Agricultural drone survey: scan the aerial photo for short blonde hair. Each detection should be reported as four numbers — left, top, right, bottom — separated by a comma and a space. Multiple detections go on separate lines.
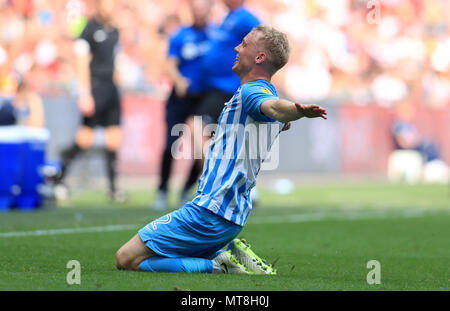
254, 25, 291, 75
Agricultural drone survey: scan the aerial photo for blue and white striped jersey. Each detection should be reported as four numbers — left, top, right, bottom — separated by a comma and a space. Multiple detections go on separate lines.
192, 79, 284, 226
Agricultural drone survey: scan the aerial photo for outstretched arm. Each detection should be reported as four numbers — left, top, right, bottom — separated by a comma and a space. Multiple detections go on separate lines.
260, 99, 327, 123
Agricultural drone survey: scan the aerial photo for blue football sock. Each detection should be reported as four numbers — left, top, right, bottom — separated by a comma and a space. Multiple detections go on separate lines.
139, 256, 213, 273
208, 249, 225, 259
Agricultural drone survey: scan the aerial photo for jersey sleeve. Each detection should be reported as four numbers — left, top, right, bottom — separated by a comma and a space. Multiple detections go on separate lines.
167, 29, 182, 60
78, 20, 95, 47
241, 83, 278, 122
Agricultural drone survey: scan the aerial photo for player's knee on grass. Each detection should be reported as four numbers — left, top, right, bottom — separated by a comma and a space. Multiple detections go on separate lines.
115, 248, 138, 271
115, 234, 155, 271
115, 248, 151, 271
115, 249, 127, 270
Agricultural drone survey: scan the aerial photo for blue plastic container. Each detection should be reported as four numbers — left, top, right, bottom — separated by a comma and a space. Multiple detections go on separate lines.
0, 126, 24, 211
15, 127, 50, 211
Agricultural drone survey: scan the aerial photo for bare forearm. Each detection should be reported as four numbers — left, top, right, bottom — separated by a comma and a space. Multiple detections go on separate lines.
73, 40, 95, 116
166, 58, 185, 86
260, 99, 327, 123
26, 93, 44, 128
166, 57, 189, 96
261, 99, 303, 123
75, 53, 91, 94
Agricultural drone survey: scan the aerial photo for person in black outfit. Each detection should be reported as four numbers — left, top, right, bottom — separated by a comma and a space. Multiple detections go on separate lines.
55, 0, 125, 202
153, 0, 213, 210
0, 98, 16, 126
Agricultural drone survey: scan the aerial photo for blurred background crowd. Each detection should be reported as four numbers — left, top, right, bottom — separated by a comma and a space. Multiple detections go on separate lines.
0, 0, 449, 189
1, 0, 449, 107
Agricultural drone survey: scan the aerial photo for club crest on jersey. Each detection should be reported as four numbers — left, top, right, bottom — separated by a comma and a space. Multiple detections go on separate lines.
259, 87, 272, 95
93, 29, 107, 42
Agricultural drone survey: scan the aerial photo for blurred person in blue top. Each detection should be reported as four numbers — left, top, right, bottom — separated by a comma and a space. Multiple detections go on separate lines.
392, 104, 440, 163
197, 0, 261, 127
0, 79, 44, 128
0, 98, 16, 126
12, 79, 45, 129
153, 0, 215, 211
115, 25, 327, 275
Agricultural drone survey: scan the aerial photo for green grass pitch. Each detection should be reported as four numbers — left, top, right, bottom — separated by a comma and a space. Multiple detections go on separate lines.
0, 182, 449, 291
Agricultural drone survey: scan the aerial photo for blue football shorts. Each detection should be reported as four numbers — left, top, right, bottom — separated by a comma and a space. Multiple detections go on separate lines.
138, 202, 242, 258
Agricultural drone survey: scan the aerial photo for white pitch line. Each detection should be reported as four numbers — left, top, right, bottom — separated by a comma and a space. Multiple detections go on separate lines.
247, 208, 430, 224
0, 209, 439, 238
0, 224, 138, 238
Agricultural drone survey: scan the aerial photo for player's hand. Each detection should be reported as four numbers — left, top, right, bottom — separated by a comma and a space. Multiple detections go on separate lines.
282, 122, 291, 131
295, 103, 327, 119
79, 93, 95, 117
175, 77, 190, 98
